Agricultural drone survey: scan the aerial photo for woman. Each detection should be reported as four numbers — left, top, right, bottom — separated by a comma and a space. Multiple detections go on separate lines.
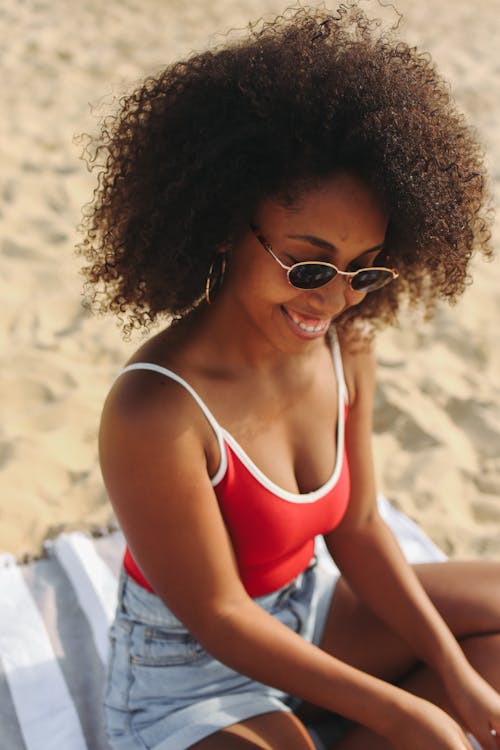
79, 5, 500, 749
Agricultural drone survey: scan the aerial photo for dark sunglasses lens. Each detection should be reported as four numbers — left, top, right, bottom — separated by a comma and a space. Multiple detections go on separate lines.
289, 264, 336, 289
351, 269, 393, 292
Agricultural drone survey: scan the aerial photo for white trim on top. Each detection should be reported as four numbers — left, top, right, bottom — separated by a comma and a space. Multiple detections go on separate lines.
219, 363, 345, 504
217, 332, 347, 503
114, 332, 348, 503
114, 363, 228, 484
331, 330, 349, 405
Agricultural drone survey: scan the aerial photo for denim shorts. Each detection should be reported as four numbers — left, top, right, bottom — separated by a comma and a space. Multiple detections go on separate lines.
104, 554, 347, 750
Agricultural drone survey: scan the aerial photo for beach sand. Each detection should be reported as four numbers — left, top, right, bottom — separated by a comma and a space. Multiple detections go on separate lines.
1, 0, 499, 560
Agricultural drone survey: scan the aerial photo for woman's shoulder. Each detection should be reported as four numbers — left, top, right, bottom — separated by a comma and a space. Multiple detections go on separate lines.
101, 326, 218, 462
336, 329, 376, 406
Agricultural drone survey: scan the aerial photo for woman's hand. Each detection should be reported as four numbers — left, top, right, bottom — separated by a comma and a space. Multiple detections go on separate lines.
443, 662, 500, 750
386, 696, 474, 750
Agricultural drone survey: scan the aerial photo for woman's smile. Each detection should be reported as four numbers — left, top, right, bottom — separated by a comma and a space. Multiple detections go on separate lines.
281, 305, 332, 339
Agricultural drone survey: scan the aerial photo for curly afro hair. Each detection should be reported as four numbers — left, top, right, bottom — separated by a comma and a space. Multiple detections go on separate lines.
77, 3, 493, 336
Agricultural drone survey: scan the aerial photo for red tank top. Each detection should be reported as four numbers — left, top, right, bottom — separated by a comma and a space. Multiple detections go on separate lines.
119, 336, 350, 597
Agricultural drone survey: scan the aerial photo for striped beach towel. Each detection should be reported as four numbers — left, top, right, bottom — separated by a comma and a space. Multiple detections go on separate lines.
0, 496, 446, 750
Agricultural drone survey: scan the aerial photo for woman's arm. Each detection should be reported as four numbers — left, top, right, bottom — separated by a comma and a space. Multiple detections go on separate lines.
99, 370, 471, 749
325, 340, 500, 746
325, 341, 464, 669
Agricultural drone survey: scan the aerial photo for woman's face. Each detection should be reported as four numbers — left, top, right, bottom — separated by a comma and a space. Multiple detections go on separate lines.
222, 171, 389, 355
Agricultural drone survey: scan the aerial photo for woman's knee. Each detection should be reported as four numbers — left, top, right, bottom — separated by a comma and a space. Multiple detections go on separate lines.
414, 560, 500, 636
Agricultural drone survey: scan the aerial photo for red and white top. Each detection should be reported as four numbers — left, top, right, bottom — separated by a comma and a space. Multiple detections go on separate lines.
116, 334, 350, 597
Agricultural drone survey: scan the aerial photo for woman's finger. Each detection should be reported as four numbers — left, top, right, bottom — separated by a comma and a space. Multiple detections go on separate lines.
479, 724, 500, 750
490, 724, 500, 748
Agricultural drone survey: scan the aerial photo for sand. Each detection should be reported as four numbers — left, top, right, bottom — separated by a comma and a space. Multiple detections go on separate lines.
1, 0, 499, 560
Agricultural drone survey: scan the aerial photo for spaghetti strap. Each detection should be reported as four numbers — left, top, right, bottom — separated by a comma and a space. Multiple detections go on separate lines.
113, 363, 228, 485
113, 335, 346, 486
330, 330, 349, 405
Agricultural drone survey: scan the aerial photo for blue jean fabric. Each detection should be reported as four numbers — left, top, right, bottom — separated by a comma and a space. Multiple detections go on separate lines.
104, 556, 344, 750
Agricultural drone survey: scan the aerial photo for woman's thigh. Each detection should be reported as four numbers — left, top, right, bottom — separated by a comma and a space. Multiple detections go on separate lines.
320, 559, 500, 683
188, 711, 315, 750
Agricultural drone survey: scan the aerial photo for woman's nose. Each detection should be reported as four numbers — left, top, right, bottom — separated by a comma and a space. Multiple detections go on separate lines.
308, 275, 363, 313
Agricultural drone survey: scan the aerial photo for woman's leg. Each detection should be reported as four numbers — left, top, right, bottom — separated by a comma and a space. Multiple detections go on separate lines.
333, 633, 500, 750
302, 560, 500, 748
188, 711, 315, 749
320, 561, 500, 682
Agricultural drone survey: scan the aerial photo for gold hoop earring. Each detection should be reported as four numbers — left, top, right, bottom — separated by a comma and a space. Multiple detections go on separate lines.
205, 254, 227, 305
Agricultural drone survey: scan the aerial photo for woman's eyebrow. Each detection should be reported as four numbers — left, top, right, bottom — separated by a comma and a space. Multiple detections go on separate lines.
287, 233, 385, 255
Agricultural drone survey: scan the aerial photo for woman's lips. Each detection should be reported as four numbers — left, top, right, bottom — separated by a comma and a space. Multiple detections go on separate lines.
281, 306, 330, 339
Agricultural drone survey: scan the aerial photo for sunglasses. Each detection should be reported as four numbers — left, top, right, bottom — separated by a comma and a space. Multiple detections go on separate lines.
251, 226, 398, 293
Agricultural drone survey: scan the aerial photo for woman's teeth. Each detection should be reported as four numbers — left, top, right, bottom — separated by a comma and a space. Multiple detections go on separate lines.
286, 309, 329, 333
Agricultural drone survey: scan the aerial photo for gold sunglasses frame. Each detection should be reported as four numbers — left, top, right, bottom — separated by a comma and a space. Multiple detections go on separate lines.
251, 225, 399, 293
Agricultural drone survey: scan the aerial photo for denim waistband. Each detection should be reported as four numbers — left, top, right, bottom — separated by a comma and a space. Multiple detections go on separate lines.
117, 556, 318, 629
